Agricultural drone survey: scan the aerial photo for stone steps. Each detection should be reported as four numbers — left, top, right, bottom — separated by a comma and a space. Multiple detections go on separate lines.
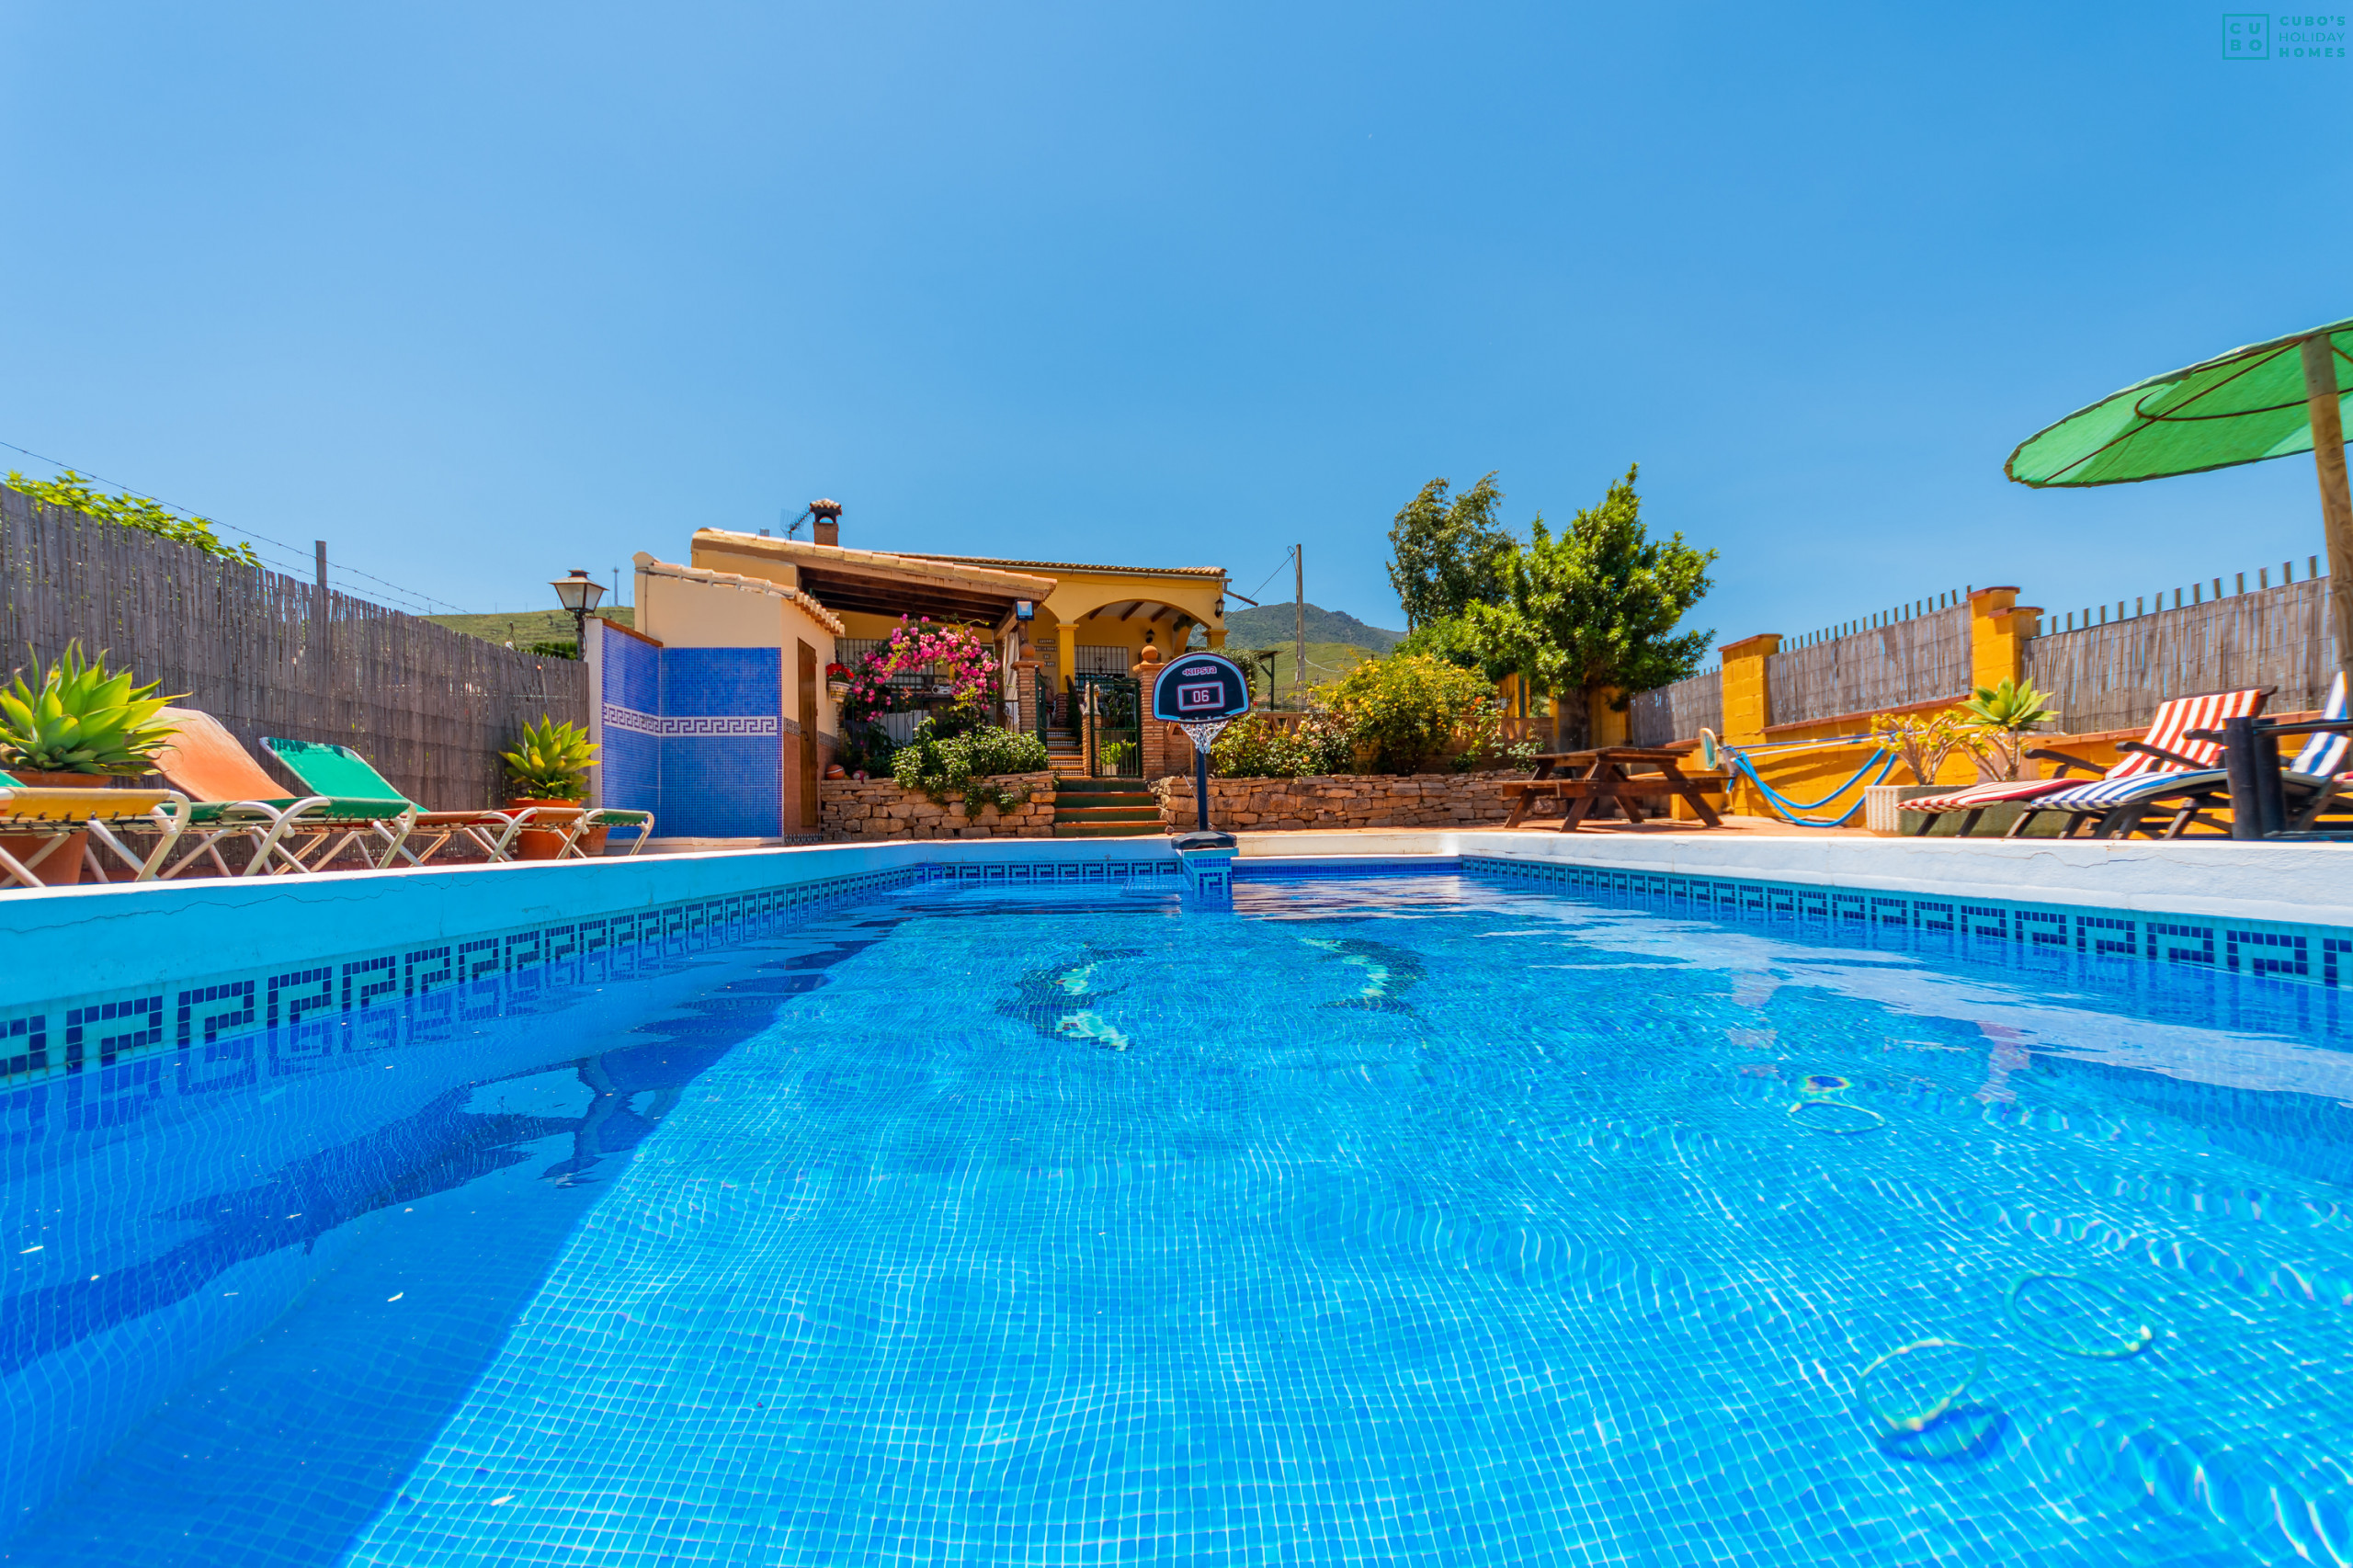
1051, 822, 1166, 838
1051, 777, 1162, 837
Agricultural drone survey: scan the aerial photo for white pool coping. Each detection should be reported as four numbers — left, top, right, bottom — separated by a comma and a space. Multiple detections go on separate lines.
1230, 829, 2353, 931
5, 829, 2347, 1010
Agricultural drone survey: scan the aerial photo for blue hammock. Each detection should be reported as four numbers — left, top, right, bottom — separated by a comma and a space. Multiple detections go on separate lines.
1729, 747, 1898, 829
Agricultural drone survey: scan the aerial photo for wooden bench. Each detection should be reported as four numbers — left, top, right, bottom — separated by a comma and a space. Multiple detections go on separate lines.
1502, 748, 1726, 831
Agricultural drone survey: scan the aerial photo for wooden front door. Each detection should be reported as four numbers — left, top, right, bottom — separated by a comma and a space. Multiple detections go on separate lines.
797, 640, 819, 829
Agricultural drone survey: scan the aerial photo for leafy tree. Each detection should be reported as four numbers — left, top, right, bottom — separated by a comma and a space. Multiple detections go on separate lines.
1394, 613, 1511, 681
6, 470, 259, 566
1385, 472, 1515, 630
1462, 464, 1716, 748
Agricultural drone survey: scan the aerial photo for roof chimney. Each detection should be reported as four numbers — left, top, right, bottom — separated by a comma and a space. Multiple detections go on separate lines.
810, 498, 842, 548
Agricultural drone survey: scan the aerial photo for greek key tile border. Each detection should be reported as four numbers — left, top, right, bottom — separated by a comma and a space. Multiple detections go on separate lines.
915, 858, 1185, 888
0, 855, 1189, 1109
598, 704, 779, 738
600, 702, 661, 737
1460, 854, 2353, 994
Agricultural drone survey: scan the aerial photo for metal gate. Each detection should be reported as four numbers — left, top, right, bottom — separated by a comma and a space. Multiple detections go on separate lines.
1075, 674, 1141, 778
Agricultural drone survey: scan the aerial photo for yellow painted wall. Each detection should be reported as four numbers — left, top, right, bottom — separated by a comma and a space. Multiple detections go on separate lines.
1710, 592, 2050, 825
1030, 567, 1223, 640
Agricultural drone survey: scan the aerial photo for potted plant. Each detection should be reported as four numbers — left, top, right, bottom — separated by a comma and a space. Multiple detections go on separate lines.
501, 716, 598, 860
0, 643, 180, 885
824, 661, 853, 700
1960, 678, 2058, 783
1862, 706, 1976, 835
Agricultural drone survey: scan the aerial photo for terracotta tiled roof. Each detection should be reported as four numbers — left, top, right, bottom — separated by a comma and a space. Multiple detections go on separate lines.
896, 551, 1225, 580
634, 553, 847, 634
691, 530, 1059, 596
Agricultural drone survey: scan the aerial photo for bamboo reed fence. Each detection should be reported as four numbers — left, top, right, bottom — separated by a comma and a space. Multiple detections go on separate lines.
2023, 574, 2336, 733
1628, 667, 1722, 747
1766, 604, 1972, 730
0, 490, 585, 808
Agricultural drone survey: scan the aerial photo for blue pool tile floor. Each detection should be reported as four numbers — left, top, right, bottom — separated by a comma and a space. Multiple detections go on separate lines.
5, 874, 2352, 1566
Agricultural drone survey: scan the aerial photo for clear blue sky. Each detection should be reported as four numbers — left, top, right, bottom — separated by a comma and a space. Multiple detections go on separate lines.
2, 2, 2347, 648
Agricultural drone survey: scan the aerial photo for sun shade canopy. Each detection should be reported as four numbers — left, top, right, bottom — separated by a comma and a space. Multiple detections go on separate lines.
2006, 318, 2353, 487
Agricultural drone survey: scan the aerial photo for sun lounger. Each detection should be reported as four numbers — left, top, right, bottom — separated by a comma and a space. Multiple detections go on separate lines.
0, 768, 194, 887
2015, 674, 2352, 839
261, 737, 653, 861
259, 737, 540, 867
142, 708, 418, 876
1901, 687, 2271, 837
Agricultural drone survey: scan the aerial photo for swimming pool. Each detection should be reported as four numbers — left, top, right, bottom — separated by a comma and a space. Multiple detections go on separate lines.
6, 868, 2351, 1565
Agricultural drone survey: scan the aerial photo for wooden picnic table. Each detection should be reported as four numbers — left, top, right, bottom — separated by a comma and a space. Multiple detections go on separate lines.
1500, 746, 1725, 832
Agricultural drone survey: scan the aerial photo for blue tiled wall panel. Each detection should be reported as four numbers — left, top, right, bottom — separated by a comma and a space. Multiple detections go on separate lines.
658, 735, 782, 838
661, 648, 781, 717
602, 731, 659, 824
602, 628, 659, 714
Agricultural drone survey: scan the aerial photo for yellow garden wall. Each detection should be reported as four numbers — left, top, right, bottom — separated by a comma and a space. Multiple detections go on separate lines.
1712, 591, 2050, 825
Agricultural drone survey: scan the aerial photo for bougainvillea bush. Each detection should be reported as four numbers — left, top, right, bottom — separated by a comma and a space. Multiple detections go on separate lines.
835, 619, 999, 725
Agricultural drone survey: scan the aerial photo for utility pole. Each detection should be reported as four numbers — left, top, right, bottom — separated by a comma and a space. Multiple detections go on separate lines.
1293, 544, 1305, 705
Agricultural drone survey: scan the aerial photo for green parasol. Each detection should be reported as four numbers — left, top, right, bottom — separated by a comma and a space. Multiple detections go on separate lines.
2006, 318, 2353, 683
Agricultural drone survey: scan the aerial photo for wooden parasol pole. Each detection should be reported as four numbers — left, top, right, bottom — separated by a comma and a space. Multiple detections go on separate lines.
2300, 333, 2353, 687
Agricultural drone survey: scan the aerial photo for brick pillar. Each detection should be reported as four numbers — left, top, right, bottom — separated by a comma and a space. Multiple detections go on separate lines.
1131, 640, 1174, 780
1717, 632, 1781, 817
1010, 649, 1041, 737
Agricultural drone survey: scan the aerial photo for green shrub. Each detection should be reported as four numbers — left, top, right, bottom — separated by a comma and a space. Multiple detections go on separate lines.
1322, 653, 1495, 774
1097, 740, 1137, 771
1209, 711, 1352, 778
1447, 698, 1541, 774
892, 720, 1050, 815
6, 471, 260, 566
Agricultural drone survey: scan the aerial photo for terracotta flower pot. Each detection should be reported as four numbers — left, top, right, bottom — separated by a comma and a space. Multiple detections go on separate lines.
506, 799, 580, 861
0, 771, 107, 885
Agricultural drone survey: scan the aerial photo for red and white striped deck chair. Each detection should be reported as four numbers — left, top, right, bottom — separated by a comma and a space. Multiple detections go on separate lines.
1902, 687, 2272, 837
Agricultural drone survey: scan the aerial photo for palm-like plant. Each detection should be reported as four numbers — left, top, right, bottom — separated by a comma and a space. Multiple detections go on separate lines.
1960, 677, 2058, 783
0, 642, 181, 776
502, 715, 597, 801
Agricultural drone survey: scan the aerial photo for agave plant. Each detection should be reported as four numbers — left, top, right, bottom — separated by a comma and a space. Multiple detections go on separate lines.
0, 642, 181, 776
503, 715, 597, 801
1960, 677, 2058, 783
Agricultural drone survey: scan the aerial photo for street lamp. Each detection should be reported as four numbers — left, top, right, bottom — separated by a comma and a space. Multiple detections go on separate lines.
551, 568, 607, 648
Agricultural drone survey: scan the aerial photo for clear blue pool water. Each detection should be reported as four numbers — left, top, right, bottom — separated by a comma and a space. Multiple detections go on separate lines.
6, 871, 2353, 1567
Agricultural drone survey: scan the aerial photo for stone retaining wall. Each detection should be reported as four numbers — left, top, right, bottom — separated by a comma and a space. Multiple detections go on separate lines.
821, 771, 1056, 840
1149, 771, 1527, 832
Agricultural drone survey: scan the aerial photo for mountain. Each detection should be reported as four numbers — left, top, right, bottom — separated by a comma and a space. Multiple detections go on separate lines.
425, 608, 635, 646
1222, 602, 1402, 655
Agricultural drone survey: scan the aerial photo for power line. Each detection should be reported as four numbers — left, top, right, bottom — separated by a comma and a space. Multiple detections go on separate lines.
1242, 547, 1297, 607
0, 437, 465, 614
